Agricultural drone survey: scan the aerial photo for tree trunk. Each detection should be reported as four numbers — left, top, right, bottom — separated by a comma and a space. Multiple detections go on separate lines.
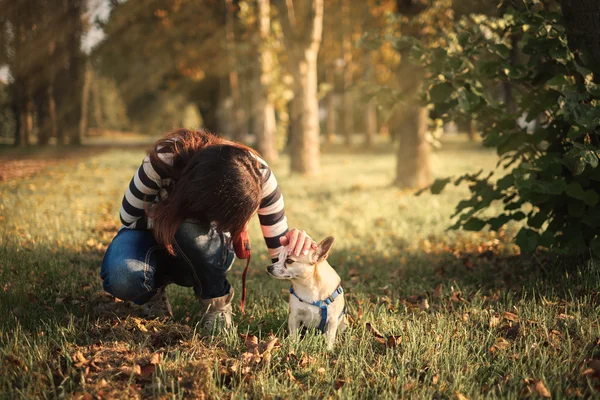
289, 50, 320, 174
226, 0, 246, 142
92, 79, 104, 131
16, 88, 33, 147
559, 0, 600, 82
393, 0, 432, 188
365, 99, 377, 148
276, 0, 324, 175
394, 106, 431, 189
79, 61, 92, 140
341, 0, 353, 147
467, 118, 477, 142
326, 65, 336, 144
364, 51, 377, 148
253, 0, 278, 163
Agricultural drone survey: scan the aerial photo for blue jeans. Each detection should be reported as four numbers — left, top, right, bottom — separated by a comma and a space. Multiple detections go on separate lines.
100, 220, 235, 304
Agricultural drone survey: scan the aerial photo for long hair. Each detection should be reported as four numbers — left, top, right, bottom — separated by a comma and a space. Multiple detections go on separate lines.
147, 129, 264, 255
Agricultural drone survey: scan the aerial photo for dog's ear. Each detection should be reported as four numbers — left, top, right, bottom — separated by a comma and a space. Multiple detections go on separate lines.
313, 236, 335, 264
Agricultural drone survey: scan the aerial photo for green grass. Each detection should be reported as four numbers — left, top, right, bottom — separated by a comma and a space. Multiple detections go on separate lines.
1, 137, 599, 399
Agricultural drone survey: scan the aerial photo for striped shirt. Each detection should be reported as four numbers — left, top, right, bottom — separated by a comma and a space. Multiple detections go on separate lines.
119, 148, 288, 260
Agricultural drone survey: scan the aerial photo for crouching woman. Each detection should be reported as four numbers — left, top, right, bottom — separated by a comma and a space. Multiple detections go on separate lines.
100, 129, 315, 332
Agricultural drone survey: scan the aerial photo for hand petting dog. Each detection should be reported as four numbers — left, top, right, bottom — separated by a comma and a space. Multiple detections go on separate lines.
268, 235, 347, 350
280, 229, 318, 257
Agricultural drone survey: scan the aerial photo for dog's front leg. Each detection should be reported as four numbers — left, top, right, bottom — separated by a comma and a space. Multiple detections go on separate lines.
288, 311, 301, 341
325, 320, 339, 351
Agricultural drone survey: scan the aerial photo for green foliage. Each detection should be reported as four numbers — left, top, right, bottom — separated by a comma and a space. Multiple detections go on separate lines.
415, 1, 600, 256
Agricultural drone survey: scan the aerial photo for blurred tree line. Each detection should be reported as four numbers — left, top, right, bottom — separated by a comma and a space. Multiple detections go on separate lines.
1, 0, 451, 185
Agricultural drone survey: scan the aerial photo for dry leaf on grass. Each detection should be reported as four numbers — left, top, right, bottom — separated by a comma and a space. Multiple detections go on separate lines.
366, 322, 386, 343
150, 352, 161, 365
523, 379, 551, 398
287, 369, 306, 390
240, 333, 259, 354
503, 311, 519, 322
72, 351, 88, 367
335, 378, 350, 390
119, 364, 141, 377
366, 322, 403, 348
386, 336, 402, 348
489, 337, 511, 354
455, 392, 469, 400
489, 316, 501, 328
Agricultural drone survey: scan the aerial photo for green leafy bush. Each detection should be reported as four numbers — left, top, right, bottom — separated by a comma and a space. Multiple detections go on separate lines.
410, 2, 600, 255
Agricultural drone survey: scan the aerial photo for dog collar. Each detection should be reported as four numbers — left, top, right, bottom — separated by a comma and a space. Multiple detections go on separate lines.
289, 283, 346, 333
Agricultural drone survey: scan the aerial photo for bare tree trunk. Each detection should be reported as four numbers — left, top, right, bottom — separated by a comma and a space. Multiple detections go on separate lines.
364, 51, 377, 148
79, 61, 92, 140
365, 99, 377, 148
289, 50, 320, 174
276, 0, 323, 175
92, 78, 104, 131
326, 65, 336, 144
394, 106, 431, 189
16, 84, 33, 147
467, 118, 477, 142
341, 0, 353, 147
253, 0, 278, 163
393, 0, 432, 188
226, 0, 246, 142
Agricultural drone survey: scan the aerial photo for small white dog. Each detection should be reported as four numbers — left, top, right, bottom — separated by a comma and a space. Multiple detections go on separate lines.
267, 236, 347, 350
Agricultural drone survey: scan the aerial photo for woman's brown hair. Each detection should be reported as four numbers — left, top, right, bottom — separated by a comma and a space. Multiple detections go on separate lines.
147, 129, 264, 255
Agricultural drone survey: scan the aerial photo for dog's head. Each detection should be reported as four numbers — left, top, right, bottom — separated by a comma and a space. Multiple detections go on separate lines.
266, 236, 335, 280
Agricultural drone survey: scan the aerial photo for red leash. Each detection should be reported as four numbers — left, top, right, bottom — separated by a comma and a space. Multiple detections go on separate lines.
240, 255, 251, 314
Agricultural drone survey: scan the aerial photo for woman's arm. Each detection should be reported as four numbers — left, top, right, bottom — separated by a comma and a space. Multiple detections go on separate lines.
257, 164, 288, 261
256, 160, 317, 260
119, 152, 172, 229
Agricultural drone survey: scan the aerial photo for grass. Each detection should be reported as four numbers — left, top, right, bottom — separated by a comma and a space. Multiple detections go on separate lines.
1, 135, 599, 399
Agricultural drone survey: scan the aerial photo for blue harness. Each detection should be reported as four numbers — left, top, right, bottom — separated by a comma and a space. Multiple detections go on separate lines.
289, 284, 346, 333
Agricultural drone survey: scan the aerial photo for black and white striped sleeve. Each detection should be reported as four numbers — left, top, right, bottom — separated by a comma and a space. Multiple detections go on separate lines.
119, 152, 173, 229
256, 159, 288, 260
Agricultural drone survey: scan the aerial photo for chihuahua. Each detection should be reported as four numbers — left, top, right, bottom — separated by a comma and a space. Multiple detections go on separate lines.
267, 236, 347, 350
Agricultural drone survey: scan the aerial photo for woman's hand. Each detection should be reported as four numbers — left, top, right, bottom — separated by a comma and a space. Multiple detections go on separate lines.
280, 229, 318, 256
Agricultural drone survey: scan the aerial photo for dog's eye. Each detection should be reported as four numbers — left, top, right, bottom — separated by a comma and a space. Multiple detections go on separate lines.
285, 258, 294, 265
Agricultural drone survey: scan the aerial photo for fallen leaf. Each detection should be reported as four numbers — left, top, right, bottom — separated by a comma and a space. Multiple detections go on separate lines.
317, 367, 326, 375
503, 311, 519, 322
259, 336, 281, 354
72, 351, 88, 367
140, 363, 155, 378
455, 392, 469, 400
335, 378, 349, 390
489, 337, 511, 353
386, 335, 402, 348
287, 369, 305, 390
366, 322, 386, 343
299, 352, 315, 368
150, 352, 162, 365
533, 380, 551, 398
489, 316, 500, 328
119, 364, 141, 377
240, 333, 259, 354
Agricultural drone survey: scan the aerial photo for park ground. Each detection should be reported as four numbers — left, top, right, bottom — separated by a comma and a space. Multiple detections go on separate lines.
1, 136, 600, 399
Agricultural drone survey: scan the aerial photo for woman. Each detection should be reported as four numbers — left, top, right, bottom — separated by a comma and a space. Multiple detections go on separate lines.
100, 129, 315, 332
